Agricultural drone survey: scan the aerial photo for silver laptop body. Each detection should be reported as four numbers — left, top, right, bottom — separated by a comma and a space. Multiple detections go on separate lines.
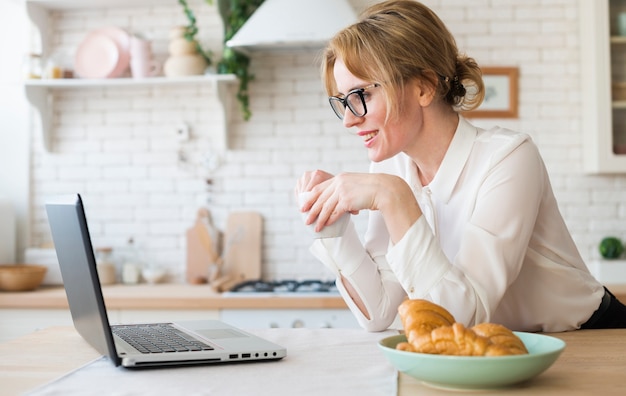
45, 193, 286, 368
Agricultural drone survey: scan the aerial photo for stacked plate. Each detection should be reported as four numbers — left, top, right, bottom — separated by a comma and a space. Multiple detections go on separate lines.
74, 27, 131, 79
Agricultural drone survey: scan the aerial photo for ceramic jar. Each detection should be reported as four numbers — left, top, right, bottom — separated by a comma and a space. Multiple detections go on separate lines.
163, 26, 207, 77
95, 247, 116, 285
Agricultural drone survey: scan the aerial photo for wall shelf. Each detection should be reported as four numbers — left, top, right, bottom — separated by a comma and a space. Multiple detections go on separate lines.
25, 0, 238, 152
24, 75, 238, 152
24, 75, 236, 89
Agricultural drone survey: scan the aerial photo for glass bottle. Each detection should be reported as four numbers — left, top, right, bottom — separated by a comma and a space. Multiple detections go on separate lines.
23, 53, 42, 80
122, 238, 141, 284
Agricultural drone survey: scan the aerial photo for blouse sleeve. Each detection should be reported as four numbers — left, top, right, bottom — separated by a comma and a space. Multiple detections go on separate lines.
308, 221, 407, 331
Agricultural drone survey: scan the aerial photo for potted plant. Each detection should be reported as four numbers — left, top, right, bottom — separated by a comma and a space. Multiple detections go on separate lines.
213, 0, 264, 121
176, 0, 263, 120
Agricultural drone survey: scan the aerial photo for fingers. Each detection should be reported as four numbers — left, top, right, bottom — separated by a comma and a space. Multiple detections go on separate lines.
295, 170, 352, 232
298, 187, 334, 231
296, 170, 333, 193
304, 170, 328, 191
310, 190, 342, 232
295, 170, 334, 209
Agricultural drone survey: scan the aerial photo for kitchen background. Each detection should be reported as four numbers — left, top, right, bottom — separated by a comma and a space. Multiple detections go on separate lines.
1, 0, 625, 284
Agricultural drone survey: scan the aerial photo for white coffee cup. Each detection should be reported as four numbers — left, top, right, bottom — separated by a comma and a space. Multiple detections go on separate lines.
130, 36, 161, 78
298, 192, 350, 239
131, 58, 160, 78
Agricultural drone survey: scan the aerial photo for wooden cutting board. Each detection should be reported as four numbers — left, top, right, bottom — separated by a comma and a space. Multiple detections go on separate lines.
219, 211, 263, 291
185, 208, 221, 284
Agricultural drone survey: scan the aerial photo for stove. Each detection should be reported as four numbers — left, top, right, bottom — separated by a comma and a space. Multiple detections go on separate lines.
220, 279, 357, 328
224, 279, 339, 295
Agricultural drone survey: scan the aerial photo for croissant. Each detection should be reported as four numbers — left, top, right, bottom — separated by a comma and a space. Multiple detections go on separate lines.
471, 322, 528, 356
397, 299, 454, 343
395, 299, 528, 356
396, 299, 456, 353
412, 322, 493, 356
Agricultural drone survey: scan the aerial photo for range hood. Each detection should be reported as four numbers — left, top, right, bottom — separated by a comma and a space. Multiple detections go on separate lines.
226, 0, 357, 53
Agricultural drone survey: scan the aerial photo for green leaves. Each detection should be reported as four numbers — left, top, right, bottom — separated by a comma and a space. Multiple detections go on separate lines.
178, 0, 213, 66
175, 0, 264, 120
213, 0, 265, 121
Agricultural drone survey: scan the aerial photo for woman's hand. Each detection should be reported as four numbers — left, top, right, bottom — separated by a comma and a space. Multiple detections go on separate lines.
295, 169, 334, 194
296, 171, 422, 243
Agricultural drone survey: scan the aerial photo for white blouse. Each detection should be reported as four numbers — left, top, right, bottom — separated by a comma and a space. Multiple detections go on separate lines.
309, 116, 604, 332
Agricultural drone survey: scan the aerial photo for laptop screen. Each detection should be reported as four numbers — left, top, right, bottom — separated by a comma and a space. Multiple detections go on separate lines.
45, 194, 121, 366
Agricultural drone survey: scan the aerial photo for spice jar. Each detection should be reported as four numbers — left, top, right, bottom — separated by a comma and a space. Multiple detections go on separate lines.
44, 57, 63, 79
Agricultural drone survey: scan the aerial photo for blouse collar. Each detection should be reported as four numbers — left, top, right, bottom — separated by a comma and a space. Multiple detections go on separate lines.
406, 116, 477, 204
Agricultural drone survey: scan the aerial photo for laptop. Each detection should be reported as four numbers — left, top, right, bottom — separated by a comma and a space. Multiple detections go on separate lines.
45, 193, 286, 368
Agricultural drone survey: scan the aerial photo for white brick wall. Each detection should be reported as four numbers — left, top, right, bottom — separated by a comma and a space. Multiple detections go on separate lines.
29, 0, 626, 283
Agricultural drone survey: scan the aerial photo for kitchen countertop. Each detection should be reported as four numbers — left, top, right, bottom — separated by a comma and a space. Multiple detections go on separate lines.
2, 326, 626, 395
2, 283, 625, 311
0, 284, 348, 310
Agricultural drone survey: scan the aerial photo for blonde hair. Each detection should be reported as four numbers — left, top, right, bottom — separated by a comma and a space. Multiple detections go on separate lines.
322, 0, 484, 121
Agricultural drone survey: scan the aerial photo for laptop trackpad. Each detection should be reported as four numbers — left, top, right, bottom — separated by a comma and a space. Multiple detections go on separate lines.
196, 329, 248, 339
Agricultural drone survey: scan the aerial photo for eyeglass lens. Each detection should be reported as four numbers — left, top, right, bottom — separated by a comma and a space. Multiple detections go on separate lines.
329, 90, 366, 120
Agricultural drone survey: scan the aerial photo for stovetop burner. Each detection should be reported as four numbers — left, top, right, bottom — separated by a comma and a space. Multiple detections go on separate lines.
227, 279, 338, 295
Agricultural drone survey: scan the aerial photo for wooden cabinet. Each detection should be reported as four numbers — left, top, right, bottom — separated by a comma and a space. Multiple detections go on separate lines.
24, 0, 237, 152
581, 0, 626, 172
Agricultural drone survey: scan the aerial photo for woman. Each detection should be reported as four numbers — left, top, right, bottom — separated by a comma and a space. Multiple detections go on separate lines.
295, 0, 626, 332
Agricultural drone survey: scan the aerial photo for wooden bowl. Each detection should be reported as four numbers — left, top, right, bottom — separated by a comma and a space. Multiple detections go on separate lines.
0, 264, 48, 292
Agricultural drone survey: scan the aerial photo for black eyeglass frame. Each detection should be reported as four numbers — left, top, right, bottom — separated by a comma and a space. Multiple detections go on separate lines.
328, 83, 380, 120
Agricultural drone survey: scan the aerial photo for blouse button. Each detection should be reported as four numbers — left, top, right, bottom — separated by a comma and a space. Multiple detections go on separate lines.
409, 286, 415, 294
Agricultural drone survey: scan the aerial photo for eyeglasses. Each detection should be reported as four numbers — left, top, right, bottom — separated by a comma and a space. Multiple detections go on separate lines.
328, 83, 380, 120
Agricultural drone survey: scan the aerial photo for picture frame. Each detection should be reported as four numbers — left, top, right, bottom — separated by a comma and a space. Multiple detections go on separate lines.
464, 67, 519, 119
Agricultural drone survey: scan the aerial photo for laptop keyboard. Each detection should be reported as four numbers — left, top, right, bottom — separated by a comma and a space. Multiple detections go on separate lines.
112, 323, 215, 354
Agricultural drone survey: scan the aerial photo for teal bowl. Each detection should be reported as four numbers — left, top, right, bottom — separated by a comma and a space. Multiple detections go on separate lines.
378, 332, 565, 390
